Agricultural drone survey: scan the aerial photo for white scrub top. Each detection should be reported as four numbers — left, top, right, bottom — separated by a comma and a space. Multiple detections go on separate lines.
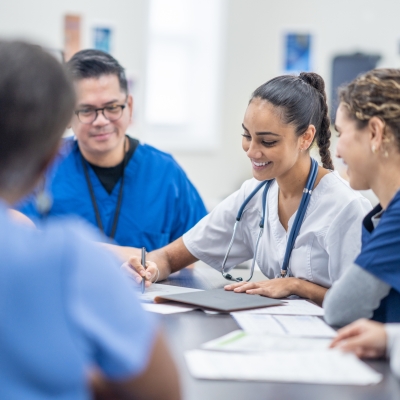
183, 171, 372, 288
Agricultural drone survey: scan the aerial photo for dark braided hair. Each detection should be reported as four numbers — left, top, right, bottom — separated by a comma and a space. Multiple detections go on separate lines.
251, 72, 334, 170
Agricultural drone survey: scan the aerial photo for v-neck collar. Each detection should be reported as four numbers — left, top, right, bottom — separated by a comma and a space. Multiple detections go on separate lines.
269, 171, 334, 237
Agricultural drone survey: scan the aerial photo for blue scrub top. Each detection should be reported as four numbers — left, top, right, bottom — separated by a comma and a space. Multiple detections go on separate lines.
355, 191, 400, 323
18, 137, 207, 250
0, 203, 157, 399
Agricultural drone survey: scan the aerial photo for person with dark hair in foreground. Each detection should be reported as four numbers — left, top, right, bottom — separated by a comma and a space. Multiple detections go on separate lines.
0, 41, 180, 400
17, 49, 206, 253
119, 73, 371, 306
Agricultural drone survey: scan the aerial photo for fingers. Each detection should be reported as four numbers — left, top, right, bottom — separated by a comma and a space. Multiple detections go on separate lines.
334, 336, 382, 359
334, 332, 377, 356
335, 336, 367, 353
330, 319, 387, 359
128, 255, 146, 276
245, 282, 290, 298
246, 287, 270, 296
122, 256, 158, 287
330, 326, 362, 348
145, 261, 158, 287
330, 319, 370, 348
224, 282, 248, 291
225, 282, 259, 293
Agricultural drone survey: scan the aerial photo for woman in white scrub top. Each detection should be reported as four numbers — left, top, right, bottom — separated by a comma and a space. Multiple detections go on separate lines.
126, 72, 371, 306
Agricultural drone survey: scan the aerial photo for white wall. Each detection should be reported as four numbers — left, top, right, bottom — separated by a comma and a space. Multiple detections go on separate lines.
0, 0, 150, 143
0, 0, 397, 207
173, 0, 398, 207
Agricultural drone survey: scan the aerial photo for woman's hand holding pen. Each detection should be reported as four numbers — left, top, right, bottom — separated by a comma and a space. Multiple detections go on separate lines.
330, 319, 387, 358
121, 256, 159, 289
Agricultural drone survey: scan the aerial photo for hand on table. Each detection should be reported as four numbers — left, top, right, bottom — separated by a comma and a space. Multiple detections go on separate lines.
330, 319, 387, 358
121, 256, 159, 289
224, 277, 297, 298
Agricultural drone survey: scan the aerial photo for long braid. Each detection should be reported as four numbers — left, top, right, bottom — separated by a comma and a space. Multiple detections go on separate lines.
299, 72, 334, 170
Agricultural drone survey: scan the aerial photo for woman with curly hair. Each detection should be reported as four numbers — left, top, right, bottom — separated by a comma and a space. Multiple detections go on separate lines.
324, 69, 400, 326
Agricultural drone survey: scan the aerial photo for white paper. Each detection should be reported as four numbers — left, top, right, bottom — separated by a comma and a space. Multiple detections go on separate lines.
231, 314, 285, 335
185, 349, 382, 385
241, 299, 324, 316
142, 302, 196, 314
202, 330, 331, 352
274, 315, 336, 337
138, 283, 202, 303
231, 313, 336, 338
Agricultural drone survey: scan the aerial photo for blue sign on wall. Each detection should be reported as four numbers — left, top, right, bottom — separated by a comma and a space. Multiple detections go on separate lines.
284, 33, 312, 73
93, 27, 112, 53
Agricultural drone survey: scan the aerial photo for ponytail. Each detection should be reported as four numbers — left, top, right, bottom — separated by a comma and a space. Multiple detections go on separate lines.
299, 72, 334, 170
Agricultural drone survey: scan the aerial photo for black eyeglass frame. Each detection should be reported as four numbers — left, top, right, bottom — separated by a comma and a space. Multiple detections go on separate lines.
74, 103, 127, 124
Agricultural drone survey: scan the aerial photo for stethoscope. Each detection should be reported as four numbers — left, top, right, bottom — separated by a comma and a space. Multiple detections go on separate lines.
221, 158, 319, 282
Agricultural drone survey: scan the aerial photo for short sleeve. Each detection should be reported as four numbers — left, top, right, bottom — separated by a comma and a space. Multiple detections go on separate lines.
354, 195, 400, 293
183, 183, 254, 270
65, 223, 157, 379
169, 163, 207, 242
325, 197, 371, 282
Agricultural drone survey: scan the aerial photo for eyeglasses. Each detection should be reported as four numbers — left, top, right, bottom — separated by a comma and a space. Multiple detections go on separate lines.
75, 103, 127, 124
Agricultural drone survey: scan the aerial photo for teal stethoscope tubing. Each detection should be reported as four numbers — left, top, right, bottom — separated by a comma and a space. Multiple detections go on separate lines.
221, 158, 319, 282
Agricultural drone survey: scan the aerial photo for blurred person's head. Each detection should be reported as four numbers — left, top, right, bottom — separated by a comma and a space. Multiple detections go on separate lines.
67, 50, 133, 166
336, 68, 400, 191
0, 40, 75, 204
242, 72, 333, 182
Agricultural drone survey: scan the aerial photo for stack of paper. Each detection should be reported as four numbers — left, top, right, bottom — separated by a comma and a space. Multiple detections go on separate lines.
142, 302, 196, 314
138, 283, 202, 303
185, 349, 382, 385
231, 313, 336, 338
138, 283, 201, 314
202, 330, 331, 352
242, 299, 325, 315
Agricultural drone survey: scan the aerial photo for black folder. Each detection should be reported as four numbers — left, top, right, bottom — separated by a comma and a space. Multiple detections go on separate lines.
154, 288, 283, 312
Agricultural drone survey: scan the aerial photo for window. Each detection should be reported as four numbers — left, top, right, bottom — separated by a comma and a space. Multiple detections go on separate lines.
144, 0, 225, 151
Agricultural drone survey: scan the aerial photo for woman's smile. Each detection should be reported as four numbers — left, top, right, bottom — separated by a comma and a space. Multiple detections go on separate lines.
251, 159, 272, 170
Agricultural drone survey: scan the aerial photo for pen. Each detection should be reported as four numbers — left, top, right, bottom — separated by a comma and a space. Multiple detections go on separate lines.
141, 247, 147, 294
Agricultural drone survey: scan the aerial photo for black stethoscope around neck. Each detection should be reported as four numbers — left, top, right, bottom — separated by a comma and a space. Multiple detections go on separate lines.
79, 138, 128, 239
221, 158, 319, 282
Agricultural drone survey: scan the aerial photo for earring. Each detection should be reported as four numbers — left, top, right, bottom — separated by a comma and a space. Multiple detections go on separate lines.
371, 145, 377, 154
384, 150, 389, 158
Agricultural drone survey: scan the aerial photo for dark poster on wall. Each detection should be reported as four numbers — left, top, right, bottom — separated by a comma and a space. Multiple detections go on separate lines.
330, 53, 381, 123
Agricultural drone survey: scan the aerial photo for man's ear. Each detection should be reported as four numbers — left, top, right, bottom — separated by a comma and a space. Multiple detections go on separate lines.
128, 95, 134, 120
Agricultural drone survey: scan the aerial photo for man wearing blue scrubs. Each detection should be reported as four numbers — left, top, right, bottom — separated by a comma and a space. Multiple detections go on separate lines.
18, 49, 207, 250
0, 41, 179, 399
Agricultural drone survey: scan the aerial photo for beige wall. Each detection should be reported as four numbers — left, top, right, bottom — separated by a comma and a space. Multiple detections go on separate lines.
0, 0, 397, 207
